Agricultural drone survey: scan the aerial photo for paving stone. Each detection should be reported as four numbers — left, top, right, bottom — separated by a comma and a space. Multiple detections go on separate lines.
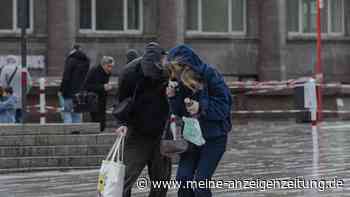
1, 121, 350, 196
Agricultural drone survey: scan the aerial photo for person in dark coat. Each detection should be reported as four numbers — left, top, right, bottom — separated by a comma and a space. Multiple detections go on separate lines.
114, 42, 171, 197
59, 45, 90, 123
166, 44, 232, 197
84, 56, 115, 131
126, 49, 140, 64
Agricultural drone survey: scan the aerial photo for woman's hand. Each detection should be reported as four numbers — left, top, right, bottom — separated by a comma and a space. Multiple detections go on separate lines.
115, 126, 128, 136
185, 98, 200, 116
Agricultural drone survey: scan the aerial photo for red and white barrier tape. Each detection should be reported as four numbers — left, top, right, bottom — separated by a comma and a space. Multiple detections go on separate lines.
26, 106, 350, 116
26, 105, 62, 113
32, 80, 118, 87
233, 110, 350, 114
27, 77, 350, 123
232, 110, 306, 114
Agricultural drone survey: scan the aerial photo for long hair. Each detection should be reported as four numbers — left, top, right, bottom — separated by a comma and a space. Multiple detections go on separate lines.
165, 58, 204, 92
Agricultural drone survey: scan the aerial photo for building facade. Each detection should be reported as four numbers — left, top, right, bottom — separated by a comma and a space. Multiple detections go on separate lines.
0, 0, 349, 82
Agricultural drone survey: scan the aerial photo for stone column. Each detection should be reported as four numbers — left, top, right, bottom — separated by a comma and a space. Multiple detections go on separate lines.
158, 0, 185, 49
345, 0, 350, 36
47, 0, 77, 76
258, 0, 287, 81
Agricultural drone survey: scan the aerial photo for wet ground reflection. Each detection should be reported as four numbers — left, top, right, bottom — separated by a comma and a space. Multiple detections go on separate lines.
0, 121, 349, 197
212, 122, 350, 196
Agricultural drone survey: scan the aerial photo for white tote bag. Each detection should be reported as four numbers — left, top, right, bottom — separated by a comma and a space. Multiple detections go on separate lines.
97, 136, 126, 197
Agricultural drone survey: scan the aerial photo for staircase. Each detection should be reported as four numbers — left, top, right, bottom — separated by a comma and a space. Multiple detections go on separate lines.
0, 123, 116, 173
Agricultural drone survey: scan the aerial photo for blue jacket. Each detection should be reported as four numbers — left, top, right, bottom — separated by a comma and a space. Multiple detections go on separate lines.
167, 45, 232, 139
0, 95, 17, 124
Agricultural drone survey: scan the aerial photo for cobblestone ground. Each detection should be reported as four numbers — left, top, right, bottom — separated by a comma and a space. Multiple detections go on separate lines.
0, 121, 350, 197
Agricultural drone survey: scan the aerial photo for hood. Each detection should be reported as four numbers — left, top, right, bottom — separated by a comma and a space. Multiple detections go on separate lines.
167, 44, 206, 75
69, 50, 89, 61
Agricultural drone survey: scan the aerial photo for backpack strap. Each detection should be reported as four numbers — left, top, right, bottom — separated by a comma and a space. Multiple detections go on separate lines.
7, 66, 18, 86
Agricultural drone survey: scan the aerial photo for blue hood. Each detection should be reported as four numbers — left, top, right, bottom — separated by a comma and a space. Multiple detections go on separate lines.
167, 45, 207, 75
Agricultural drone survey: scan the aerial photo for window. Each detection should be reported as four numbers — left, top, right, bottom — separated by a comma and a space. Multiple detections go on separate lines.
186, 0, 246, 34
287, 0, 344, 35
0, 0, 33, 32
80, 0, 143, 33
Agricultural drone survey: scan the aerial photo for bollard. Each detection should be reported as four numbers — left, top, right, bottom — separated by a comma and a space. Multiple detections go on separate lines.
304, 78, 318, 122
294, 77, 317, 123
39, 78, 46, 124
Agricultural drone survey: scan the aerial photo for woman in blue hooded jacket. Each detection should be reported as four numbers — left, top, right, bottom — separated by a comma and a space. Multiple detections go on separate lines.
0, 86, 17, 124
166, 45, 232, 197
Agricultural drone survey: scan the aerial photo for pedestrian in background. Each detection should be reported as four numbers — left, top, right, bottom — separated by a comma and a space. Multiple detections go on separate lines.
166, 44, 232, 197
0, 86, 17, 124
0, 55, 32, 123
126, 49, 140, 64
84, 56, 114, 132
59, 44, 90, 123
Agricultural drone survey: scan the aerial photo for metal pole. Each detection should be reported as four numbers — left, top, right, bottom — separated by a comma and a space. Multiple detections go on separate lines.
39, 78, 46, 124
316, 0, 323, 122
20, 0, 28, 123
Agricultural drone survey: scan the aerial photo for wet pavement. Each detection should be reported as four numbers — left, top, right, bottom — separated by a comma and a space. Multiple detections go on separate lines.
0, 121, 349, 197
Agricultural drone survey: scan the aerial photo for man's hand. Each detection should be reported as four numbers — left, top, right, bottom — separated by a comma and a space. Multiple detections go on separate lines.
115, 126, 128, 136
185, 98, 200, 116
104, 84, 113, 91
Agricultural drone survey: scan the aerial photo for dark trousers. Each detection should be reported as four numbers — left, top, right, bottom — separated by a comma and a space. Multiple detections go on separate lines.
176, 135, 227, 197
123, 133, 172, 197
90, 109, 106, 131
15, 109, 22, 123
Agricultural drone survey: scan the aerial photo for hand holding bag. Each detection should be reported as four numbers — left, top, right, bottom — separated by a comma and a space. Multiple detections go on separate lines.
160, 114, 189, 158
73, 73, 99, 113
73, 91, 99, 113
97, 136, 126, 197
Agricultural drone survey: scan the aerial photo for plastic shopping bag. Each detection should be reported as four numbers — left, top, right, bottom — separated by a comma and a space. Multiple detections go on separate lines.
182, 117, 206, 146
97, 136, 125, 197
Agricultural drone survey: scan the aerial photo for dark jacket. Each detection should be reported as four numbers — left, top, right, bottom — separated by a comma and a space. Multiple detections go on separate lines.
167, 45, 233, 139
84, 65, 111, 113
60, 50, 90, 98
116, 57, 169, 137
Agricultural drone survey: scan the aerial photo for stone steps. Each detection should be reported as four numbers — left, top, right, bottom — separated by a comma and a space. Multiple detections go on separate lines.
0, 133, 116, 146
0, 166, 99, 174
0, 155, 105, 169
0, 145, 111, 157
0, 123, 116, 173
0, 123, 100, 135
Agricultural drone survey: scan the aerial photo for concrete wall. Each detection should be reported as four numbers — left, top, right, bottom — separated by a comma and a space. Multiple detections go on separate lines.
186, 0, 260, 78
186, 39, 258, 77
0, 0, 47, 76
76, 0, 159, 75
286, 40, 350, 82
284, 1, 350, 83
0, 0, 349, 82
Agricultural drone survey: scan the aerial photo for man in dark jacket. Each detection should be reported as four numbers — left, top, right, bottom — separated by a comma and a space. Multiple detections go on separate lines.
114, 42, 170, 197
59, 45, 90, 123
84, 56, 114, 131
